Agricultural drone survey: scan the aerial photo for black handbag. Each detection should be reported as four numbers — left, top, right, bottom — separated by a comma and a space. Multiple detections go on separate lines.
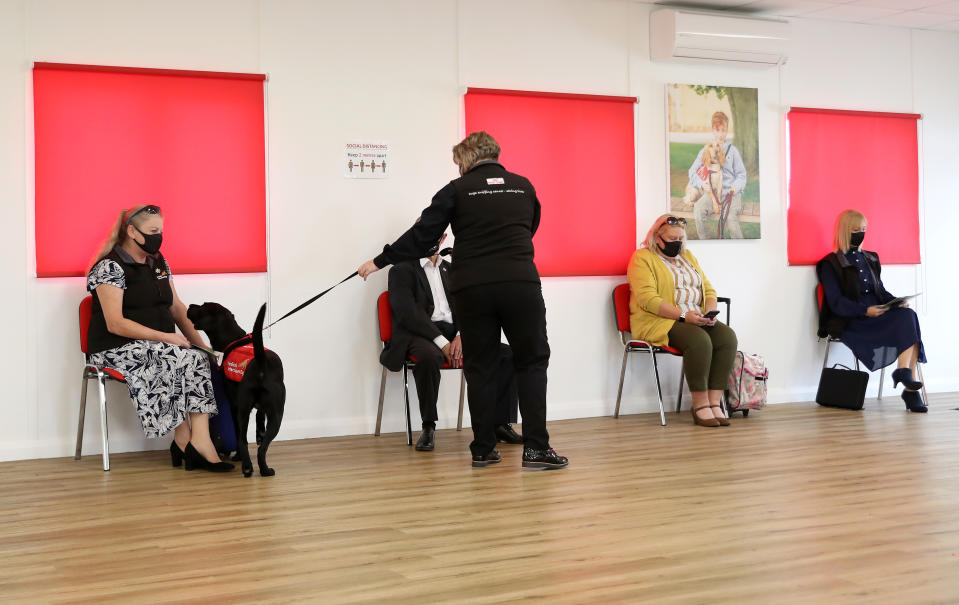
816, 363, 869, 410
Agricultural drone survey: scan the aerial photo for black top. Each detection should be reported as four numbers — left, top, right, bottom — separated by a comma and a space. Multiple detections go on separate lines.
380, 259, 455, 372
373, 161, 541, 292
816, 248, 893, 339
86, 246, 175, 354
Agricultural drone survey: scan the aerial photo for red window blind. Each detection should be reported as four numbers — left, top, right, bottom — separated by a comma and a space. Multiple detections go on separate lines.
464, 88, 637, 277
33, 62, 267, 277
786, 107, 921, 266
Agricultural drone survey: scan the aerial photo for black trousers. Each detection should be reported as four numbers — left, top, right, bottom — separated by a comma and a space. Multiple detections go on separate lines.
407, 321, 518, 429
452, 281, 550, 456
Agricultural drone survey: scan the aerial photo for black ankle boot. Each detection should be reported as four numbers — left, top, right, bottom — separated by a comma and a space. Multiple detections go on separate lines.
183, 442, 235, 472
170, 441, 185, 467
891, 368, 923, 391
901, 390, 928, 413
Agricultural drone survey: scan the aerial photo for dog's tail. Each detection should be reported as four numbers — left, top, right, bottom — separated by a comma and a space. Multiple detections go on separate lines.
252, 303, 268, 373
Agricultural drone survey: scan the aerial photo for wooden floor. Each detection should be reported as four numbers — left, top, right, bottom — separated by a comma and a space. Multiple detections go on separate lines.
3, 396, 959, 605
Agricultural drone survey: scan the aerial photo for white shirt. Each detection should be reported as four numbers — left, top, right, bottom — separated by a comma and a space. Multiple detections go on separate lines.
420, 257, 456, 349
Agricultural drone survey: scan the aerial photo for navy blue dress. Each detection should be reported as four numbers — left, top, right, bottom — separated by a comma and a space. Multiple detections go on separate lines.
819, 249, 926, 372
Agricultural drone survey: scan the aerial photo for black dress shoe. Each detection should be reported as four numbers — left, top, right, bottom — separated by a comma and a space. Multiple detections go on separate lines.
183, 442, 235, 472
415, 427, 435, 451
471, 449, 501, 467
522, 447, 568, 470
901, 390, 928, 413
170, 441, 185, 467
494, 424, 524, 444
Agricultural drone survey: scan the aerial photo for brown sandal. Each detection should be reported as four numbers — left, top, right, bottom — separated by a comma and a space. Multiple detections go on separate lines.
710, 405, 730, 426
691, 405, 720, 427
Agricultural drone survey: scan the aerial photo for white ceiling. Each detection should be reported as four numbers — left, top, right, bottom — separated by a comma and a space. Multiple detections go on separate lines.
638, 0, 959, 31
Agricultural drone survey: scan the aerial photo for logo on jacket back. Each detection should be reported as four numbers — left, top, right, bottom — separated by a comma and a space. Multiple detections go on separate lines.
486, 177, 505, 185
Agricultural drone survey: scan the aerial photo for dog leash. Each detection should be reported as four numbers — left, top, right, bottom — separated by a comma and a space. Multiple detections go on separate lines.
264, 271, 359, 330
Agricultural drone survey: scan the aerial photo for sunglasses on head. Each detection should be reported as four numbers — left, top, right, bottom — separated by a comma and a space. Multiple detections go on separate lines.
665, 216, 687, 226
125, 205, 161, 225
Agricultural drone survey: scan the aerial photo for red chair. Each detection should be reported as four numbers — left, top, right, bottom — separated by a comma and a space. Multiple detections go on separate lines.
75, 296, 128, 471
816, 284, 927, 404
612, 284, 731, 425
374, 291, 466, 445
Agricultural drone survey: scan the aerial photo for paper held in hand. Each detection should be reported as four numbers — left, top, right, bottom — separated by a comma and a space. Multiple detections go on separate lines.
878, 293, 921, 310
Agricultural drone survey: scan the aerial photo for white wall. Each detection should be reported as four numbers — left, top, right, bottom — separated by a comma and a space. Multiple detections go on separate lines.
1, 0, 957, 462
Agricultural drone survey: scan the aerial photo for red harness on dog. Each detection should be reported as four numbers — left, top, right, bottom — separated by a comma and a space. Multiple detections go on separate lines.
221, 335, 256, 382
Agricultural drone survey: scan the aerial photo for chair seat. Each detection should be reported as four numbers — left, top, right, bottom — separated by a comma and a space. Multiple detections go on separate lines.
406, 356, 458, 369
87, 365, 126, 382
627, 341, 682, 355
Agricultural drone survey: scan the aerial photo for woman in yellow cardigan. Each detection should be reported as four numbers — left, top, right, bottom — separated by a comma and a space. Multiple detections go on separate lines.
627, 214, 738, 427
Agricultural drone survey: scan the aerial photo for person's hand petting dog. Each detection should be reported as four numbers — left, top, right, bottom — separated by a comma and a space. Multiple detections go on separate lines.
443, 335, 464, 368
163, 332, 192, 348
358, 259, 380, 280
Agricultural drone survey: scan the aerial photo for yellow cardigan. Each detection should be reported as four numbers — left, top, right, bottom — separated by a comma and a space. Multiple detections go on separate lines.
626, 247, 717, 347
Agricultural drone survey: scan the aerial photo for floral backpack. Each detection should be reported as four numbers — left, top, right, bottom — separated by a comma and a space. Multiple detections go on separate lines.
727, 352, 768, 411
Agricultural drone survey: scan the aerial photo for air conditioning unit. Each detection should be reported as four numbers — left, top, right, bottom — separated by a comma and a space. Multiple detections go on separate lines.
650, 9, 790, 68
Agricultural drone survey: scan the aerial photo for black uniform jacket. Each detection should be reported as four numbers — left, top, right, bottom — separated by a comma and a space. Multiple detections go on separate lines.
380, 259, 456, 372
373, 161, 541, 293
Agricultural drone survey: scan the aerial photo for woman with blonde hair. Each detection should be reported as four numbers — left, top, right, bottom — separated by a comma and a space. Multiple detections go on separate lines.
627, 214, 738, 427
86, 204, 233, 471
816, 209, 927, 412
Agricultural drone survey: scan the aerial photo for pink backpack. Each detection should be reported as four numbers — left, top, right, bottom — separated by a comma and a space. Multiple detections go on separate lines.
727, 352, 768, 411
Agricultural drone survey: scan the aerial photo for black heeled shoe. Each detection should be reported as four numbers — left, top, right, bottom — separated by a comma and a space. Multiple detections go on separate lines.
170, 441, 185, 467
183, 442, 235, 472
901, 390, 928, 413
891, 368, 923, 391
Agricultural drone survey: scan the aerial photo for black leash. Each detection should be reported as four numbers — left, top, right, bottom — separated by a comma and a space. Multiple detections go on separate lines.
264, 271, 359, 330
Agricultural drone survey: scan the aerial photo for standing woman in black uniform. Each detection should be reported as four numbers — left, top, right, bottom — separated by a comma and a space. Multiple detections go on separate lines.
86, 205, 233, 472
359, 132, 567, 469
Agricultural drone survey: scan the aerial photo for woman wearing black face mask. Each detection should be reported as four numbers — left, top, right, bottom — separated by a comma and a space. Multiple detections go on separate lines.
85, 205, 233, 471
627, 214, 738, 427
816, 209, 928, 412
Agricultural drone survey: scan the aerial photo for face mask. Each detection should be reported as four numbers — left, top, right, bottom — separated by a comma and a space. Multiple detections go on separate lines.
658, 239, 682, 258
134, 228, 163, 254
850, 231, 865, 248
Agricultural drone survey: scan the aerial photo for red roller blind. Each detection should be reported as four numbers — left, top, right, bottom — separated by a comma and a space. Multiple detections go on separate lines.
33, 62, 267, 278
464, 88, 637, 277
786, 107, 921, 266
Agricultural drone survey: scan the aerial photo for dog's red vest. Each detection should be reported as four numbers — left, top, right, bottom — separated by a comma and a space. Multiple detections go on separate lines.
220, 335, 264, 382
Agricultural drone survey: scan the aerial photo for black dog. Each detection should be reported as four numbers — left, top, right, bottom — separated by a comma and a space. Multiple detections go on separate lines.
187, 302, 285, 477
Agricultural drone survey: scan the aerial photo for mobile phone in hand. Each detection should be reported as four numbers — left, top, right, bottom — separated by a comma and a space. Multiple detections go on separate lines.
703, 309, 720, 320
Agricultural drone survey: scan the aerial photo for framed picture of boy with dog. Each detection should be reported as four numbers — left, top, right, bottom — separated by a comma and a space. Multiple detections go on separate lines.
667, 83, 760, 240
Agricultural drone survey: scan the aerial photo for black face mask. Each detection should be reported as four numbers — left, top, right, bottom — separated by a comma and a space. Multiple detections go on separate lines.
850, 231, 865, 248
134, 228, 163, 255
659, 240, 682, 258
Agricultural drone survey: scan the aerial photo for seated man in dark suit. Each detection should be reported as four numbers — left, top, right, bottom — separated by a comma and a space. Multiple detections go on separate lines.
381, 235, 523, 451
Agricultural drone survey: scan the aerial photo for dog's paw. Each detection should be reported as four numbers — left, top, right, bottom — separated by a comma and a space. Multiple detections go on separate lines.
260, 467, 275, 477
242, 464, 254, 478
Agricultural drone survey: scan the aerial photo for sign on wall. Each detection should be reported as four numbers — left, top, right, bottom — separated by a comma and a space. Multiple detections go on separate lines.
667, 83, 760, 240
344, 141, 390, 178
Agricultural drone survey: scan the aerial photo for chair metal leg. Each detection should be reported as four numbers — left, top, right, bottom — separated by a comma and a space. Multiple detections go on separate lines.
918, 363, 929, 406
649, 350, 667, 427
675, 359, 685, 413
457, 371, 466, 431
96, 373, 110, 472
403, 364, 413, 446
374, 366, 388, 436
614, 347, 629, 418
877, 367, 885, 401
822, 339, 831, 369
75, 372, 89, 460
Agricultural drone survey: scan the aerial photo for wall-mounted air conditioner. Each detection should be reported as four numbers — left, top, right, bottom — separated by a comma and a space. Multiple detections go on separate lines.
650, 9, 790, 68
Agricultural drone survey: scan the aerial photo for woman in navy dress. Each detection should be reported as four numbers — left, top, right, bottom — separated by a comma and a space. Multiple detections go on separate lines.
816, 210, 927, 412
